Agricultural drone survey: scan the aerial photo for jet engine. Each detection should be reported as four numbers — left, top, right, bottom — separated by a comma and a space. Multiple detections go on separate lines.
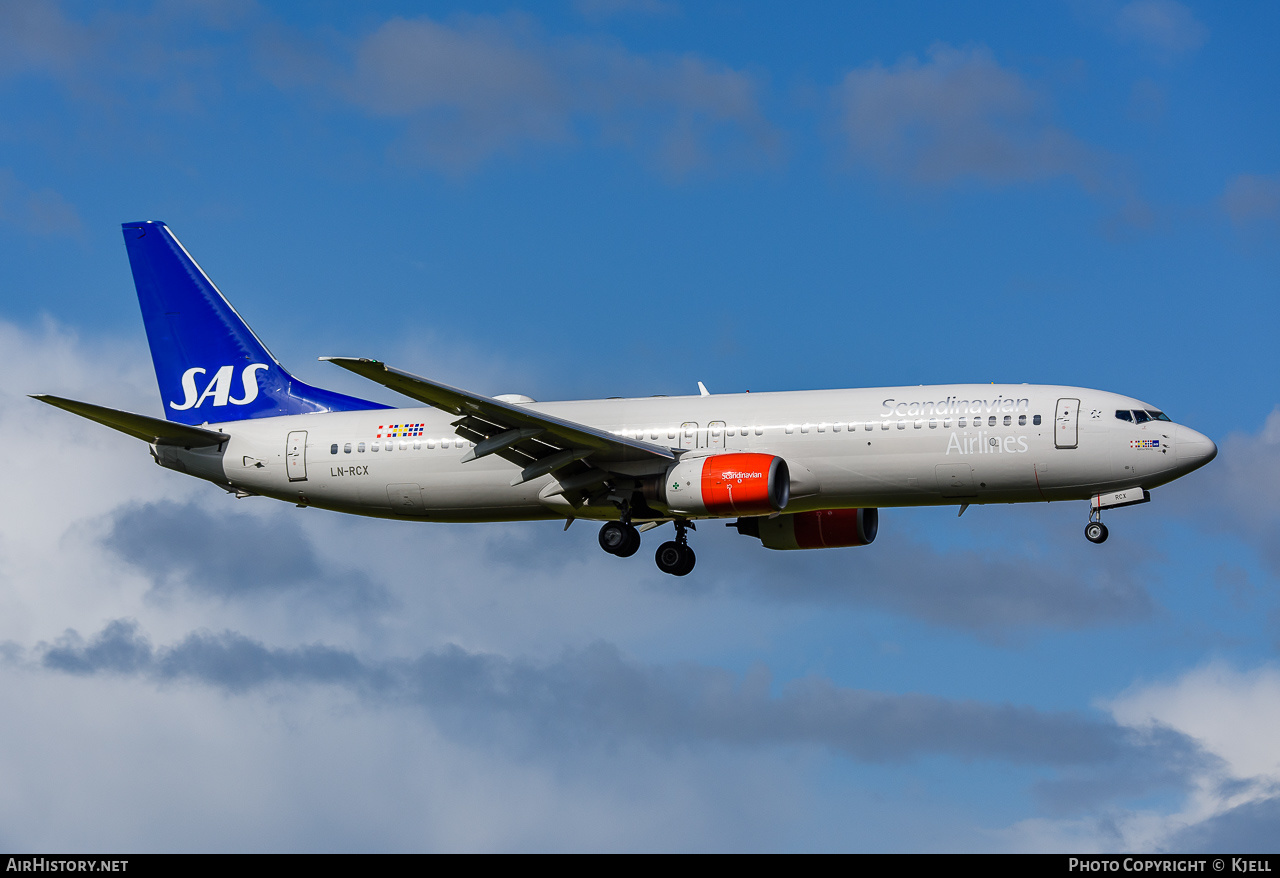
731, 508, 878, 550
656, 453, 790, 516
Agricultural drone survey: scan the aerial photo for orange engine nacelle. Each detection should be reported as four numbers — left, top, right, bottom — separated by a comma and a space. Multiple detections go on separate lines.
658, 453, 790, 517
732, 508, 879, 550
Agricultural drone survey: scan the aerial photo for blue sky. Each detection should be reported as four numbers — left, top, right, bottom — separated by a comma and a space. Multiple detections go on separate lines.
1, 0, 1278, 852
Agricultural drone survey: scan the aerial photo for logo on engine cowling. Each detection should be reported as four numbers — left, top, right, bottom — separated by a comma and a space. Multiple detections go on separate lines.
171, 364, 269, 410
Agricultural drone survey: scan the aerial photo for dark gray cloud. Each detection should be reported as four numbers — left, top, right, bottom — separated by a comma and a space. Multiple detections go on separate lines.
103, 499, 390, 612
1031, 723, 1221, 815
261, 13, 777, 175
1113, 1, 1208, 57
0, 168, 82, 236
832, 43, 1125, 201
1160, 791, 1280, 853
31, 619, 1205, 789
1161, 408, 1280, 577
1222, 174, 1280, 227
737, 529, 1154, 634
469, 506, 1155, 636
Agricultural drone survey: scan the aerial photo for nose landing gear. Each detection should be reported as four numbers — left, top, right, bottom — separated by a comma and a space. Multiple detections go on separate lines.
1085, 508, 1109, 544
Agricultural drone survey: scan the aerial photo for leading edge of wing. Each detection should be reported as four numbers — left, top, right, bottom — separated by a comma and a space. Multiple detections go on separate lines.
320, 357, 675, 463
31, 395, 230, 447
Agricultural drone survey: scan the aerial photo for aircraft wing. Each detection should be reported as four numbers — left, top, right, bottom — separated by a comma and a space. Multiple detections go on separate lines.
31, 395, 230, 447
322, 357, 675, 490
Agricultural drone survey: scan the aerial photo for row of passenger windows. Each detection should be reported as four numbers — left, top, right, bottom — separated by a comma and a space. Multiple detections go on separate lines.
330, 413, 1047, 454
331, 439, 473, 454
785, 414, 1043, 433
1116, 409, 1171, 423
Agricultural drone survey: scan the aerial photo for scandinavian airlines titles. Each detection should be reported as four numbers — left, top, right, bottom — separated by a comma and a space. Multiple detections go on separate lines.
880, 395, 1031, 417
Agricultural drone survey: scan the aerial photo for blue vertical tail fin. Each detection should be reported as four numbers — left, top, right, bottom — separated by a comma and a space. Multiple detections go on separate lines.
122, 221, 387, 424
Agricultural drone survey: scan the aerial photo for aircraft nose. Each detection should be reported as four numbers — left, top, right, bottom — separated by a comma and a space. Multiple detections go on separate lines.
1175, 426, 1218, 473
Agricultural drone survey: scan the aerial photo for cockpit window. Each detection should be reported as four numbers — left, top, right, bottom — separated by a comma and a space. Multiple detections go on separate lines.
1118, 409, 1172, 424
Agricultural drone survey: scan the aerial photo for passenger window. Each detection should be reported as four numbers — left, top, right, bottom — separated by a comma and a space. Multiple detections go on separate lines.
786, 425, 795, 434
669, 429, 677, 439
413, 440, 421, 450
897, 420, 906, 430
881, 421, 889, 430
801, 424, 810, 434
959, 417, 967, 428
988, 416, 997, 426
816, 423, 825, 433
358, 442, 366, 453
1033, 415, 1042, 426
754, 426, 763, 436
1003, 415, 1011, 426
914, 420, 922, 429
399, 441, 407, 450
944, 418, 952, 428
929, 419, 937, 429
371, 442, 379, 452
330, 444, 338, 455
833, 423, 842, 432
1018, 415, 1026, 426
344, 443, 351, 454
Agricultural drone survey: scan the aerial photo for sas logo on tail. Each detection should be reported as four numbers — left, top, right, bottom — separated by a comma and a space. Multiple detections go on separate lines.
171, 364, 269, 410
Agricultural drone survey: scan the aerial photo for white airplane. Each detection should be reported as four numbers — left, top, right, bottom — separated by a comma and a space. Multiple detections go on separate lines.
34, 221, 1218, 576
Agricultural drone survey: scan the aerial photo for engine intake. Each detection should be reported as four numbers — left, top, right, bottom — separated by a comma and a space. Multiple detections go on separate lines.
732, 508, 879, 550
658, 453, 789, 516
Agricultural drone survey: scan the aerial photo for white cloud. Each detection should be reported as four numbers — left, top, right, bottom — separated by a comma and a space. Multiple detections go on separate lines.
1001, 660, 1280, 852
1111, 662, 1280, 786
1109, 661, 1280, 850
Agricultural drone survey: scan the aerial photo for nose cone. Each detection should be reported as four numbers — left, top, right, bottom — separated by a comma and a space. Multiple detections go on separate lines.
1175, 426, 1218, 474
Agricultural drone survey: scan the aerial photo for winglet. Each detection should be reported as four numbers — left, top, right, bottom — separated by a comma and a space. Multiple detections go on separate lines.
697, 381, 710, 397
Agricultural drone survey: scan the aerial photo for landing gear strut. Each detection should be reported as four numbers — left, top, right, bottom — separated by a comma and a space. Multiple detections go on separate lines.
1085, 507, 1109, 544
655, 520, 696, 576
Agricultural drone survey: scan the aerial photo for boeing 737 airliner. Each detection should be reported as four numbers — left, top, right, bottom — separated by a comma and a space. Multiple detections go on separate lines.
34, 222, 1218, 575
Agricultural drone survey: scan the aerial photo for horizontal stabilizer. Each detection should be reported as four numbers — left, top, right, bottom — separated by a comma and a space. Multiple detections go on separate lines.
31, 395, 229, 447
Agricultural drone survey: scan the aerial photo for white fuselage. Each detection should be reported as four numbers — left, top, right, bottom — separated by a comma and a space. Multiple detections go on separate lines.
159, 384, 1214, 522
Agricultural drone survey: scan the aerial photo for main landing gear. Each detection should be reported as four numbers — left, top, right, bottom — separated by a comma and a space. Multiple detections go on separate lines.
597, 515, 697, 576
655, 521, 696, 577
598, 520, 641, 557
1085, 507, 1109, 544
